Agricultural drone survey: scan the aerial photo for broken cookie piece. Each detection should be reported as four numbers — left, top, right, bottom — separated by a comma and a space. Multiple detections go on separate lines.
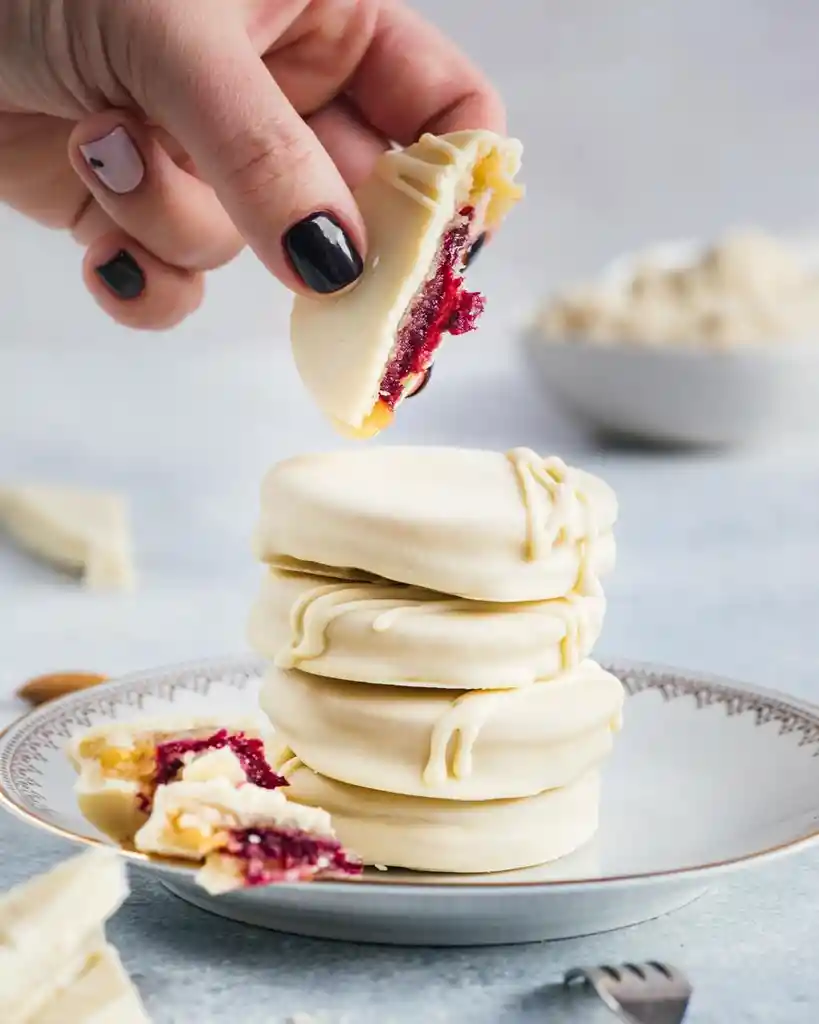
134, 778, 362, 893
68, 716, 284, 843
291, 130, 523, 437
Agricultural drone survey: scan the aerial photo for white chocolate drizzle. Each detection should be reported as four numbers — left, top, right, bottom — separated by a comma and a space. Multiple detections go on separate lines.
423, 688, 510, 786
506, 447, 604, 600
506, 448, 585, 559
279, 582, 400, 668
423, 660, 619, 787
376, 135, 461, 211
277, 574, 600, 677
272, 746, 304, 778
277, 579, 469, 670
372, 598, 469, 633
550, 592, 597, 671
375, 132, 523, 229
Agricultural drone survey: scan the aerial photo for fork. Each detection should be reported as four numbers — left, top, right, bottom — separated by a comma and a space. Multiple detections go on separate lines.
563, 961, 692, 1024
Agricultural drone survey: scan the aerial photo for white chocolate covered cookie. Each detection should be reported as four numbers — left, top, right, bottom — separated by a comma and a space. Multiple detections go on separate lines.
291, 131, 523, 437
248, 566, 605, 688
276, 758, 600, 874
262, 660, 624, 801
254, 446, 617, 603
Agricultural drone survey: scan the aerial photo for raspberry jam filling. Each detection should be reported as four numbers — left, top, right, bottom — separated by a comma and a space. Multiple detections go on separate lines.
225, 826, 363, 886
378, 206, 485, 409
138, 730, 287, 812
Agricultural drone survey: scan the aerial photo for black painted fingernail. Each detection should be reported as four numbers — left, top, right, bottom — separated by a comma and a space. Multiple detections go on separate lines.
407, 364, 433, 399
464, 233, 486, 268
95, 250, 145, 300
283, 212, 363, 294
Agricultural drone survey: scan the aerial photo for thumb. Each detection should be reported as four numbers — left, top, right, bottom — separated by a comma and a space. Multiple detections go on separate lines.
130, 18, 365, 295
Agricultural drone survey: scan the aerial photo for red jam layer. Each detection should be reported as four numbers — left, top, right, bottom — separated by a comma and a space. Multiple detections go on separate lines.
378, 206, 485, 409
153, 730, 288, 790
226, 827, 363, 886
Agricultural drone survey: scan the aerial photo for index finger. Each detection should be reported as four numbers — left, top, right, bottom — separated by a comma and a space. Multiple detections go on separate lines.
345, 1, 506, 145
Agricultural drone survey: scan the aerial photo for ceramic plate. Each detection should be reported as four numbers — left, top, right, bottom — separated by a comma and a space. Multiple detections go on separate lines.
1, 657, 818, 946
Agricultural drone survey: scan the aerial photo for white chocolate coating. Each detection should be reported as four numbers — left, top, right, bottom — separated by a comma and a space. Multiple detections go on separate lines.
291, 131, 523, 433
278, 760, 600, 873
68, 715, 275, 843
135, 779, 340, 895
248, 566, 605, 688
262, 661, 624, 801
0, 851, 132, 1023
0, 483, 134, 589
28, 943, 150, 1024
254, 447, 617, 602
134, 778, 333, 860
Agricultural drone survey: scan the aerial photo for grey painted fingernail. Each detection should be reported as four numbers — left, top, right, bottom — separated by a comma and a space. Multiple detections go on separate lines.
79, 126, 145, 195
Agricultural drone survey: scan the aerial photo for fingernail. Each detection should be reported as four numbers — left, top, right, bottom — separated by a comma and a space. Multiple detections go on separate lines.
79, 126, 145, 195
283, 212, 363, 294
464, 233, 486, 268
95, 251, 145, 300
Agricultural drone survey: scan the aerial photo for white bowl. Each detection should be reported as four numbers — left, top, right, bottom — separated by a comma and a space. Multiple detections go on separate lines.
523, 241, 819, 447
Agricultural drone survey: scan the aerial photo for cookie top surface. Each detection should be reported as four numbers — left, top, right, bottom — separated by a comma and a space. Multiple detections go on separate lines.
254, 446, 617, 602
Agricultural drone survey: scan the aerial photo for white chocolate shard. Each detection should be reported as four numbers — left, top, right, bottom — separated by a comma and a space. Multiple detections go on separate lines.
0, 483, 135, 589
28, 942, 150, 1024
0, 850, 142, 1022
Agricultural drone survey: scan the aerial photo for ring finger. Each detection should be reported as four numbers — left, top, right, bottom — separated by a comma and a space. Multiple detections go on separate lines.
68, 110, 244, 271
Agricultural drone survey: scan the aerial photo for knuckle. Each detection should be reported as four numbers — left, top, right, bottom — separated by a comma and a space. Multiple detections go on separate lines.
170, 231, 244, 273
215, 120, 314, 206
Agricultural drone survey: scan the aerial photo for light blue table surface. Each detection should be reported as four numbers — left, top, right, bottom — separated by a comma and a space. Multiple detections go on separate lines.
3, 1, 819, 1019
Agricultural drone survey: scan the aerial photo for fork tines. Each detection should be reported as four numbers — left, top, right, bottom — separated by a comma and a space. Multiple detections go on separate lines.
564, 961, 692, 1024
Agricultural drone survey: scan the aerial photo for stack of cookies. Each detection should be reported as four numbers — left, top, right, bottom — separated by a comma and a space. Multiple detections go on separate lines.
249, 446, 623, 874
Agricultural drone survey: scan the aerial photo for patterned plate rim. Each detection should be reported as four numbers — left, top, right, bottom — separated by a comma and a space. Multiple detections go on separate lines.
1, 654, 819, 892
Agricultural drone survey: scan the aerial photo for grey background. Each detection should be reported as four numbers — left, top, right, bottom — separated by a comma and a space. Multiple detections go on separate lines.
2, 1, 819, 1021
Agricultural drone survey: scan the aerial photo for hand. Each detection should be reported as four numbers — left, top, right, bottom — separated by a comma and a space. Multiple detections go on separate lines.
0, 0, 504, 329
